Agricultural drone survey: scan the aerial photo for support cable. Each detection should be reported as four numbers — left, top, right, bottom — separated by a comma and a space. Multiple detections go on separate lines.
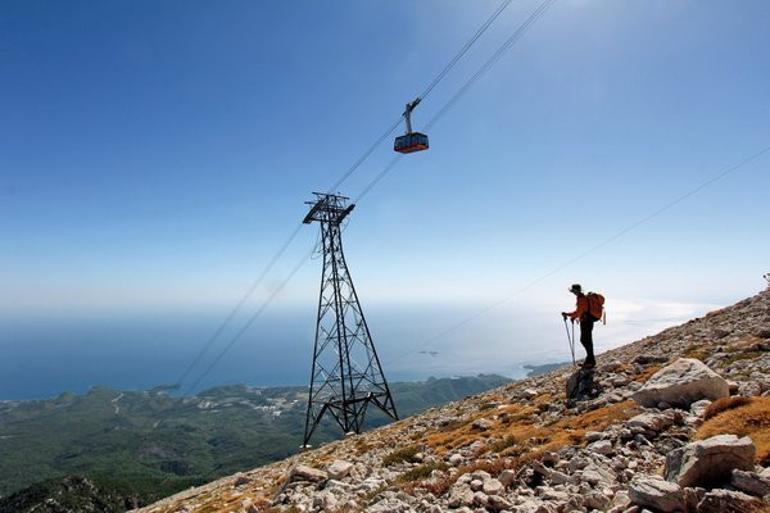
175, 224, 303, 387
184, 246, 314, 395
418, 0, 515, 101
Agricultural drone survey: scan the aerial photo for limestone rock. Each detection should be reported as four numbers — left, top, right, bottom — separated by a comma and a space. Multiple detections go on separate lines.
587, 439, 613, 455
486, 494, 512, 511
447, 484, 474, 508
731, 468, 770, 497
365, 497, 414, 513
313, 491, 338, 510
690, 399, 712, 418
631, 358, 729, 408
499, 469, 516, 487
585, 431, 604, 442
289, 464, 328, 482
628, 476, 684, 512
665, 434, 755, 487
625, 411, 676, 433
472, 490, 489, 507
327, 459, 353, 480
482, 478, 504, 495
448, 453, 463, 466
696, 489, 762, 513
472, 418, 492, 431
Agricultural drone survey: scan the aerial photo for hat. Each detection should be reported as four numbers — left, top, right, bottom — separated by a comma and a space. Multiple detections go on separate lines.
569, 284, 582, 294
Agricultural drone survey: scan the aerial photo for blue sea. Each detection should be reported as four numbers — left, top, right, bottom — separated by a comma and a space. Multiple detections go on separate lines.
0, 305, 550, 400
0, 300, 685, 400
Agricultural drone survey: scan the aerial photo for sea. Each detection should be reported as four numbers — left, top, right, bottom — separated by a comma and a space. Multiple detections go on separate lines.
0, 302, 684, 400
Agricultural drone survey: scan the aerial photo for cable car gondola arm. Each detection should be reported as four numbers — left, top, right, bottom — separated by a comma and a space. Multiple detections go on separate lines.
402, 97, 421, 134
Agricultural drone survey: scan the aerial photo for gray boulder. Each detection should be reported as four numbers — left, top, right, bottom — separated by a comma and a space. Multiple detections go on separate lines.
696, 489, 762, 513
665, 434, 755, 487
587, 439, 614, 455
327, 459, 353, 480
628, 475, 684, 512
447, 483, 474, 508
481, 478, 504, 495
731, 468, 770, 497
690, 399, 712, 418
498, 469, 516, 487
289, 464, 328, 483
365, 497, 415, 513
631, 358, 729, 408
471, 418, 492, 431
626, 411, 678, 434
485, 494, 512, 511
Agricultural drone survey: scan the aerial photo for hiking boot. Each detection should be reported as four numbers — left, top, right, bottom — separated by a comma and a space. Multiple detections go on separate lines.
581, 360, 596, 369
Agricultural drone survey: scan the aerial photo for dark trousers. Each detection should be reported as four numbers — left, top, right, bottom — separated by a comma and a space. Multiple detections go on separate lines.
580, 317, 596, 364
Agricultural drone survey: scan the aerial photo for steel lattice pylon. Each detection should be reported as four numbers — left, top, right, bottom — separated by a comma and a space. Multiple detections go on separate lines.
301, 193, 398, 447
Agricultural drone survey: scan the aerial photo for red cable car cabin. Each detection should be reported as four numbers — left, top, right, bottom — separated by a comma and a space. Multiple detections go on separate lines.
394, 132, 429, 154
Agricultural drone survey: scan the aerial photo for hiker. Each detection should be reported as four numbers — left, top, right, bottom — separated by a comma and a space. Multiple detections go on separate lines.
561, 284, 602, 369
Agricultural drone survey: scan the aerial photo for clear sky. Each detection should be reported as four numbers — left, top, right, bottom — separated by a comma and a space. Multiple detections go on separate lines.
1, 1, 769, 397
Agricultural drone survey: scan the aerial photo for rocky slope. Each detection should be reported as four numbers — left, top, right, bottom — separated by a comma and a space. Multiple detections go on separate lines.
131, 289, 770, 513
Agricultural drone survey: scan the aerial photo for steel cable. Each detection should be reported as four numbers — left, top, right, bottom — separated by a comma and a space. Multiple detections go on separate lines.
179, 1, 520, 391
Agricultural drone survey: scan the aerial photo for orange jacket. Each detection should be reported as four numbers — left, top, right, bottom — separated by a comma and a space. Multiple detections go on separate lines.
567, 294, 589, 321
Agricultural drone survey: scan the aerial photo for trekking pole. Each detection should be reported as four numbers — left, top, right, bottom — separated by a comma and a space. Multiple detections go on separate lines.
563, 317, 576, 367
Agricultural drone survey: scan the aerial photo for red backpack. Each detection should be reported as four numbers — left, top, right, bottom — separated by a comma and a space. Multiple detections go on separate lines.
587, 292, 606, 324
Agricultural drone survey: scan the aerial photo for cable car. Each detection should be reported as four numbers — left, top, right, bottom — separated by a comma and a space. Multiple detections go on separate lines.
394, 98, 429, 154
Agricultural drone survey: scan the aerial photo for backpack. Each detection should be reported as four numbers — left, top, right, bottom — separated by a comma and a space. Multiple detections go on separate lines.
586, 292, 605, 324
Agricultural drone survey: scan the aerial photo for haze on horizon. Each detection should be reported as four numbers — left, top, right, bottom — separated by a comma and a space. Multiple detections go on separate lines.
1, 0, 769, 399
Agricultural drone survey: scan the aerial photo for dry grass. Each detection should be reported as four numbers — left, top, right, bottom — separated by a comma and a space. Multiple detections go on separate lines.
684, 344, 710, 362
487, 435, 518, 454
703, 396, 753, 420
723, 350, 765, 366
354, 438, 373, 454
633, 364, 663, 383
382, 445, 420, 466
396, 461, 449, 484
426, 393, 638, 456
416, 396, 639, 500
553, 400, 639, 433
698, 397, 770, 464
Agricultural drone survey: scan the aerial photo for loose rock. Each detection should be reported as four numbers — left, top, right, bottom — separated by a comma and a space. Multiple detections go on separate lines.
628, 476, 684, 513
631, 358, 730, 408
665, 434, 755, 487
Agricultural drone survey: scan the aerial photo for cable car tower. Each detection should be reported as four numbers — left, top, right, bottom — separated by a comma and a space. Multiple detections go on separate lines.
301, 193, 398, 447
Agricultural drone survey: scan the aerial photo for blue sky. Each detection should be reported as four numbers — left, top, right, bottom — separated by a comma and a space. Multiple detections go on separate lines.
1, 1, 769, 396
